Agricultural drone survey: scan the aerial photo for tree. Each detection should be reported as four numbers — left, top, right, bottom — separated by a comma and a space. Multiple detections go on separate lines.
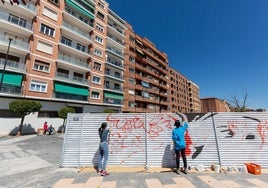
58, 106, 75, 133
1, 0, 30, 5
9, 99, 42, 136
228, 90, 248, 112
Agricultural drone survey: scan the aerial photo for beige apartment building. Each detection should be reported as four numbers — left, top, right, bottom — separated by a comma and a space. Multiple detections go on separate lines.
0, 0, 200, 115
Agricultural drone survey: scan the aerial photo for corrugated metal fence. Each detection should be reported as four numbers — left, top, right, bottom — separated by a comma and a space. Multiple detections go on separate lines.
61, 112, 268, 168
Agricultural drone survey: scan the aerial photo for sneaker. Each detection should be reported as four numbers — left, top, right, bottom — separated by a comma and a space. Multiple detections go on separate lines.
97, 169, 103, 174
183, 168, 188, 174
174, 168, 180, 175
101, 171, 110, 176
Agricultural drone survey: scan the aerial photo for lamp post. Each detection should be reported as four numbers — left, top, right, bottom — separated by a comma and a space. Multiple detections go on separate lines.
0, 38, 12, 92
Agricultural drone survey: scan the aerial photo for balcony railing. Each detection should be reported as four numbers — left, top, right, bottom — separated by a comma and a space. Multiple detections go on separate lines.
0, 12, 32, 30
105, 71, 123, 80
0, 34, 30, 51
62, 21, 91, 40
107, 34, 124, 46
108, 23, 124, 35
60, 38, 90, 54
106, 46, 124, 59
18, 2, 36, 13
65, 7, 94, 27
103, 98, 123, 105
0, 58, 26, 73
55, 72, 88, 85
58, 53, 90, 69
0, 85, 22, 95
104, 85, 123, 92
53, 92, 88, 101
107, 59, 124, 69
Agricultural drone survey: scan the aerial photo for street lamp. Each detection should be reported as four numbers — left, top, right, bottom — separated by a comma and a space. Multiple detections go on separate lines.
0, 38, 12, 92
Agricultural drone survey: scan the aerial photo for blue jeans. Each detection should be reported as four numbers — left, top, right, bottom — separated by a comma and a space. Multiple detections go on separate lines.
98, 142, 109, 171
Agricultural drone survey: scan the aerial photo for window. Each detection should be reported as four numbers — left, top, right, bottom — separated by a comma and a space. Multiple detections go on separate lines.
61, 37, 72, 46
129, 67, 135, 73
98, 2, 105, 9
96, 23, 104, 33
36, 41, 53, 54
30, 80, 47, 92
43, 6, 58, 21
129, 36, 135, 43
97, 11, 105, 20
129, 78, 135, 85
92, 76, 101, 84
105, 81, 110, 88
34, 60, 50, 72
73, 72, 83, 82
129, 101, 135, 108
115, 72, 121, 78
8, 14, 27, 28
129, 56, 135, 62
128, 90, 134, 95
76, 43, 86, 52
94, 48, 102, 57
93, 62, 101, 70
49, 0, 59, 6
91, 91, 100, 99
40, 23, 55, 37
95, 35, 103, 44
114, 83, 120, 90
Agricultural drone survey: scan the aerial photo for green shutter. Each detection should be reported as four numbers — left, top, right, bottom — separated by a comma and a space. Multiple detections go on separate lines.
66, 0, 95, 20
104, 92, 124, 100
0, 72, 23, 86
54, 82, 88, 96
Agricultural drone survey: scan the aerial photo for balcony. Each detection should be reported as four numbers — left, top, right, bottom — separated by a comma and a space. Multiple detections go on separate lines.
61, 21, 92, 43
0, 12, 33, 37
107, 34, 124, 49
0, 85, 22, 96
54, 72, 89, 87
63, 7, 94, 32
0, 34, 30, 55
1, 0, 36, 19
57, 53, 90, 73
106, 46, 124, 60
104, 85, 123, 93
103, 98, 123, 106
106, 58, 124, 71
59, 37, 90, 58
105, 71, 124, 82
0, 58, 26, 74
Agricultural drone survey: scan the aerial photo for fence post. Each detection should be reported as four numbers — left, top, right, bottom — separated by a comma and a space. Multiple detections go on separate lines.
211, 112, 222, 166
145, 113, 148, 170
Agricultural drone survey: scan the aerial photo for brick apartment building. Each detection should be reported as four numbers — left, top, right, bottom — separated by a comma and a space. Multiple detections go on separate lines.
0, 0, 200, 116
201, 97, 230, 112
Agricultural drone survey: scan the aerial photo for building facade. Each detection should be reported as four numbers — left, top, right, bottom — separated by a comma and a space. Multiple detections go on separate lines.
0, 0, 200, 115
201, 97, 230, 113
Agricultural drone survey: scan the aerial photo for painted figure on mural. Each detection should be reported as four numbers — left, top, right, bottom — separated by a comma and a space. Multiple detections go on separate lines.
97, 122, 111, 176
172, 113, 189, 174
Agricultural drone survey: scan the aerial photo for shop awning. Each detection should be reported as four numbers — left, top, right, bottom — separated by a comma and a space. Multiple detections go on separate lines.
54, 82, 88, 96
104, 92, 124, 100
66, 0, 95, 20
0, 72, 23, 86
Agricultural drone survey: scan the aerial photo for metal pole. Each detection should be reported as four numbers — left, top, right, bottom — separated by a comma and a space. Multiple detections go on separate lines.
0, 38, 12, 92
211, 111, 222, 166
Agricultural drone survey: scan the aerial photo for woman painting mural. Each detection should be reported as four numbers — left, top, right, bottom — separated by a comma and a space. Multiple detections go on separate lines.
97, 122, 111, 176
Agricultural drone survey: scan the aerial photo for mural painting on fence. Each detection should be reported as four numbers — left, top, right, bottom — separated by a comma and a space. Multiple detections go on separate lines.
219, 115, 268, 150
104, 113, 195, 165
103, 113, 268, 166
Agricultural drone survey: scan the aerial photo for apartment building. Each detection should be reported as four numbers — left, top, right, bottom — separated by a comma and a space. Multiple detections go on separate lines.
0, 0, 200, 115
169, 67, 189, 113
188, 80, 201, 112
122, 23, 170, 113
201, 97, 230, 112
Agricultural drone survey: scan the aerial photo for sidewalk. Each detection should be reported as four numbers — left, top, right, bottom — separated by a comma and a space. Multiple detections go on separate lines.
0, 134, 267, 188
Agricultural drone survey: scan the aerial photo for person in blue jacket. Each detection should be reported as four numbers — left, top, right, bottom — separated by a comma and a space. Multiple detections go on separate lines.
172, 113, 189, 174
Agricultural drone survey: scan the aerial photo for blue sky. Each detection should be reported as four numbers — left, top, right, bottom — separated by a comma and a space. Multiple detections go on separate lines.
108, 0, 268, 110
